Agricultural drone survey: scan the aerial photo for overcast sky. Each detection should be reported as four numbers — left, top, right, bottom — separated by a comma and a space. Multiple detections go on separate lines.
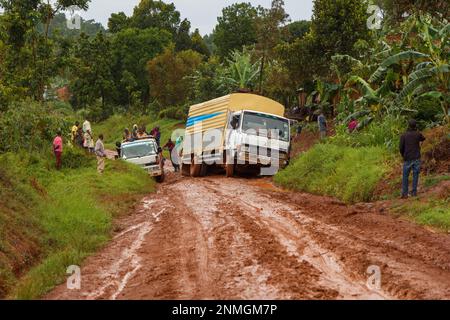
78, 0, 314, 35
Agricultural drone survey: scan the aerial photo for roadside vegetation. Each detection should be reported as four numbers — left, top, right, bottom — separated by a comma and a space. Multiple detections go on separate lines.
0, 0, 449, 298
0, 103, 155, 299
275, 144, 390, 203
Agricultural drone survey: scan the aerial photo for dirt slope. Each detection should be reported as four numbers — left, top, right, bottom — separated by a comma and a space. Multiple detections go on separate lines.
46, 173, 450, 300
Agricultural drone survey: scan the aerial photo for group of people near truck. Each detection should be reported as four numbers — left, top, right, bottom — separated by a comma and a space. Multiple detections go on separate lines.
122, 125, 161, 146
52, 119, 106, 173
119, 124, 183, 173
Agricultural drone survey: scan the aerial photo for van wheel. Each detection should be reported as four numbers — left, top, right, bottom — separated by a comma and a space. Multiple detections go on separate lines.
181, 163, 190, 177
190, 157, 202, 177
155, 173, 165, 183
225, 164, 235, 178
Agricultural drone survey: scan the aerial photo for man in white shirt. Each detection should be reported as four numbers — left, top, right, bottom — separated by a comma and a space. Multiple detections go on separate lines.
83, 119, 92, 134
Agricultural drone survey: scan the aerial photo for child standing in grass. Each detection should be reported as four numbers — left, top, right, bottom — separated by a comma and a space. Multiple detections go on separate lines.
95, 134, 106, 174
53, 130, 63, 170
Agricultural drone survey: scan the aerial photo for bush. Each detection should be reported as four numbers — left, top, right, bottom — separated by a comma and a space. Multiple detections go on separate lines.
330, 115, 406, 151
0, 100, 68, 153
61, 147, 96, 169
275, 144, 389, 203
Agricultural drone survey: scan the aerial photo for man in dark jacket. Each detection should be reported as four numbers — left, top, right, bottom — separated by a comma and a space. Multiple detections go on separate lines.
400, 119, 426, 198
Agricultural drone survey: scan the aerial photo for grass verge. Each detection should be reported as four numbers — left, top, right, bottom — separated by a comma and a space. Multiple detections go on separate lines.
0, 148, 155, 299
274, 143, 390, 203
391, 197, 450, 232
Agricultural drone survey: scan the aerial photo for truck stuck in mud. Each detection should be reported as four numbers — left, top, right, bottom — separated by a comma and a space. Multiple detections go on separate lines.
181, 93, 291, 177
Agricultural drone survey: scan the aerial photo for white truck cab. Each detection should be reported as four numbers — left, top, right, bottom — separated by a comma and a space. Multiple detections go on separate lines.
120, 138, 165, 182
227, 110, 291, 171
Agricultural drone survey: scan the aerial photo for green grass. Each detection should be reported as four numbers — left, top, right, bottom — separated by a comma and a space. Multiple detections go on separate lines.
0, 148, 155, 299
274, 143, 390, 203
423, 174, 450, 189
391, 198, 450, 232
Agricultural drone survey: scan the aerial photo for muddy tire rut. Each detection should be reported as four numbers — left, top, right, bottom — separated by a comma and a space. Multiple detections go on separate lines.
46, 174, 450, 300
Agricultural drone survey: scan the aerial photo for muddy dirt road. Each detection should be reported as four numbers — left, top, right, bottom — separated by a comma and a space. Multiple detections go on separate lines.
47, 173, 450, 300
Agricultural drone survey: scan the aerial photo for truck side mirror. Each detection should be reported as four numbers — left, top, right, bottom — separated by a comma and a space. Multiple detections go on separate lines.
230, 116, 240, 130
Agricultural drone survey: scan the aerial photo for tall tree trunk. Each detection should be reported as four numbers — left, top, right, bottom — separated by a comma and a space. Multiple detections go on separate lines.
258, 52, 266, 94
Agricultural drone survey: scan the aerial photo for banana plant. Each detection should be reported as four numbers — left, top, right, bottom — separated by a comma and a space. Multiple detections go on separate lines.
218, 49, 261, 93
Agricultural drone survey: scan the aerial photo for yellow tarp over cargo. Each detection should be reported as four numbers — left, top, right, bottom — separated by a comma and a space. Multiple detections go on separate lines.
186, 93, 285, 135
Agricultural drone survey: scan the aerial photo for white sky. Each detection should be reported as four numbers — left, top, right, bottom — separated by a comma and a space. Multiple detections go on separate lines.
79, 0, 314, 35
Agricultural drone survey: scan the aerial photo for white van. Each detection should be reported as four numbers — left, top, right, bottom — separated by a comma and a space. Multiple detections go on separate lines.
120, 138, 165, 182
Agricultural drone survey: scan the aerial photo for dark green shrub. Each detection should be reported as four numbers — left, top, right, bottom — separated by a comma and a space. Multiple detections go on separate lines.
0, 100, 68, 153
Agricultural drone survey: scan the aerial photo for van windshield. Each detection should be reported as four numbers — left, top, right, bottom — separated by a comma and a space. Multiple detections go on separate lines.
242, 112, 290, 142
122, 141, 157, 159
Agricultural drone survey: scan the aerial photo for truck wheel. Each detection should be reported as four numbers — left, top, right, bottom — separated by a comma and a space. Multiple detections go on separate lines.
181, 163, 190, 177
225, 164, 234, 178
200, 164, 208, 177
190, 157, 202, 177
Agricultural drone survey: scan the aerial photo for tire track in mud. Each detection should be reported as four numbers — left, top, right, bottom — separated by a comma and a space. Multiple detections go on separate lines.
46, 174, 450, 300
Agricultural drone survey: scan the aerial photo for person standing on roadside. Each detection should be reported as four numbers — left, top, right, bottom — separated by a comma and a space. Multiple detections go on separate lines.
400, 119, 426, 199
71, 121, 80, 143
53, 130, 63, 170
317, 111, 327, 140
95, 134, 106, 174
83, 118, 92, 135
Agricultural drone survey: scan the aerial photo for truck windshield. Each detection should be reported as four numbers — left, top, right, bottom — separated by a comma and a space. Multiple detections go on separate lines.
122, 142, 157, 159
242, 112, 290, 142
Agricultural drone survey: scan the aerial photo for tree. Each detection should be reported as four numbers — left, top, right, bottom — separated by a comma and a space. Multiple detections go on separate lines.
375, 0, 449, 23
174, 19, 192, 51
70, 32, 113, 109
309, 0, 372, 78
190, 56, 225, 103
110, 27, 172, 106
130, 0, 181, 33
147, 45, 203, 107
191, 29, 210, 57
283, 20, 311, 43
213, 2, 259, 59
108, 12, 129, 33
124, 0, 193, 52
255, 0, 290, 93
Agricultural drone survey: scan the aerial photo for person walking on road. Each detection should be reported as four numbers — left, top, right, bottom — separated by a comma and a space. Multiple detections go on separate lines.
95, 134, 106, 174
317, 111, 327, 140
53, 130, 63, 170
400, 119, 426, 199
163, 139, 180, 172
